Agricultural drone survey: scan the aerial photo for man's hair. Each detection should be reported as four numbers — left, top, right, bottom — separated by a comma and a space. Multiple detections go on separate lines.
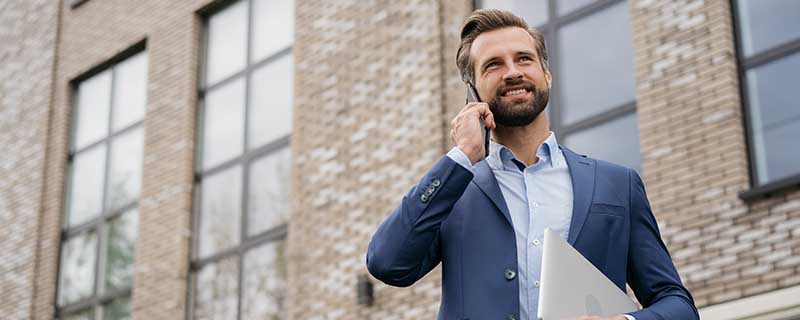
456, 9, 549, 84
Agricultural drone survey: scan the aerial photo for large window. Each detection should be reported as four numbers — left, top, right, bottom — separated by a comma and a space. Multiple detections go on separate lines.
58, 49, 148, 320
190, 0, 293, 319
733, 0, 800, 195
478, 0, 640, 172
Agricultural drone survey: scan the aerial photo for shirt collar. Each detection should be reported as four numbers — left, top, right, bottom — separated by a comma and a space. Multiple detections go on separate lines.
487, 132, 562, 172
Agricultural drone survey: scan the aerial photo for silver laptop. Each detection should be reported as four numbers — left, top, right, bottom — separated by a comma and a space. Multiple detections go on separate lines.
537, 229, 638, 320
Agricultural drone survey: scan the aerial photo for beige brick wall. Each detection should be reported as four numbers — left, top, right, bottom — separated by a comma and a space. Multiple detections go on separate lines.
630, 0, 800, 308
288, 0, 471, 318
0, 0, 59, 319
30, 0, 212, 319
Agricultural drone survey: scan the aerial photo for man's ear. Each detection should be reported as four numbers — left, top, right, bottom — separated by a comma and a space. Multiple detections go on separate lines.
545, 69, 552, 89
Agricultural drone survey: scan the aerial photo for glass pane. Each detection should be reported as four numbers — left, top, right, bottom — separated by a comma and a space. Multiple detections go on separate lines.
251, 0, 294, 62
248, 147, 291, 235
248, 54, 293, 149
558, 1, 635, 125
74, 70, 112, 149
198, 166, 242, 259
67, 144, 107, 227
481, 0, 548, 27
746, 53, 800, 184
112, 52, 148, 131
736, 0, 800, 57
558, 0, 598, 16
563, 112, 641, 173
205, 1, 248, 85
103, 297, 131, 320
63, 310, 94, 320
106, 127, 144, 211
194, 258, 239, 320
241, 241, 287, 320
58, 231, 98, 305
104, 209, 139, 292
202, 78, 245, 170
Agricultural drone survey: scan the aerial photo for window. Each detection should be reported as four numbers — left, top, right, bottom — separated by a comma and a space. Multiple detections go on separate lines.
58, 50, 147, 319
190, 0, 293, 319
478, 0, 640, 172
733, 0, 800, 195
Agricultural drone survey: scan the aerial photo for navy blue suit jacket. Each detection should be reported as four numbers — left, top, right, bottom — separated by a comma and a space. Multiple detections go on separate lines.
367, 146, 698, 320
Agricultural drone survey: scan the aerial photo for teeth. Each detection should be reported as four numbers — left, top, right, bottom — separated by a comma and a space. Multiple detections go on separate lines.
504, 89, 526, 96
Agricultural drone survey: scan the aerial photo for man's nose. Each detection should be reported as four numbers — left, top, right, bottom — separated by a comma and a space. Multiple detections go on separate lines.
503, 64, 523, 81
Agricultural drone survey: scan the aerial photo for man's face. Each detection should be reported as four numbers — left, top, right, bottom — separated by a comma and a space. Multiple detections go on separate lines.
470, 27, 552, 127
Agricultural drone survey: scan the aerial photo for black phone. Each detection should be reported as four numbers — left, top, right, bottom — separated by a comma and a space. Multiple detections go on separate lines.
466, 82, 491, 159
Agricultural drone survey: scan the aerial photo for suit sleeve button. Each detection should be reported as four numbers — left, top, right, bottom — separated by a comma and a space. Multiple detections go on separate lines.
504, 268, 516, 280
420, 194, 429, 203
431, 179, 441, 187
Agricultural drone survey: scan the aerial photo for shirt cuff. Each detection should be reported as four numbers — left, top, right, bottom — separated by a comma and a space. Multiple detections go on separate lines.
446, 146, 475, 174
623, 314, 636, 320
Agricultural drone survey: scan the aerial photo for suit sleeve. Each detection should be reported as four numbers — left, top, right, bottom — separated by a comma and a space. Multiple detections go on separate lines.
626, 169, 700, 320
366, 155, 474, 287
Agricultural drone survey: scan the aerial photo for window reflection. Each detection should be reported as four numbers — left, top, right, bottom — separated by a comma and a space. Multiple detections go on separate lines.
67, 144, 106, 227
202, 79, 246, 170
194, 258, 239, 320
736, 0, 800, 57
558, 1, 635, 125
242, 241, 287, 319
205, 1, 248, 85
251, 0, 294, 62
248, 147, 291, 235
104, 209, 139, 292
564, 113, 641, 173
248, 54, 293, 149
199, 166, 243, 258
106, 127, 144, 211
112, 52, 148, 131
58, 231, 98, 305
481, 0, 548, 27
74, 70, 111, 150
746, 53, 800, 184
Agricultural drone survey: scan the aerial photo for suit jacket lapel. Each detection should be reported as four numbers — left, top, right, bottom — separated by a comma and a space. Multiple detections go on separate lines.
472, 160, 513, 227
562, 146, 596, 245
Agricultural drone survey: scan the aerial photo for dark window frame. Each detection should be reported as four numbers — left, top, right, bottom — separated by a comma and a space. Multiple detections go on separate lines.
56, 41, 147, 319
188, 0, 293, 319
730, 0, 800, 201
475, 0, 638, 164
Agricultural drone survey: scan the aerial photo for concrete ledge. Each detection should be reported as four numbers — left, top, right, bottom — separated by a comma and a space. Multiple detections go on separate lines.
699, 285, 800, 320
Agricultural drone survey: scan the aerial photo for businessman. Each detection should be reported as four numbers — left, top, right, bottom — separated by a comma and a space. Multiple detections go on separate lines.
367, 9, 698, 320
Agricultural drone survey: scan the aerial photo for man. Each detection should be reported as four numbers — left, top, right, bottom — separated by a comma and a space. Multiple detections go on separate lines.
366, 9, 698, 320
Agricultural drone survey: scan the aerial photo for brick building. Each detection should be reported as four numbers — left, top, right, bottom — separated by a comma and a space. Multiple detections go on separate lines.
0, 0, 798, 319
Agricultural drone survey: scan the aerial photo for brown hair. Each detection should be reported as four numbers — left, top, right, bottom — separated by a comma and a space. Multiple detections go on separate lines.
456, 9, 549, 84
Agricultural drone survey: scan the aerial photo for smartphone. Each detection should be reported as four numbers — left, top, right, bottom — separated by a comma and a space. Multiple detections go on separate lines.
466, 82, 491, 159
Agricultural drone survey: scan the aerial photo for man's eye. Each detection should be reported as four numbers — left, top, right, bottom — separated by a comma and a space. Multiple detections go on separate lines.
520, 56, 533, 62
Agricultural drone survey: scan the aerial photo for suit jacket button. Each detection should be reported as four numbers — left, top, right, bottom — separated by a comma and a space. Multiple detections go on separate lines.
504, 268, 516, 280
420, 194, 429, 203
506, 314, 518, 320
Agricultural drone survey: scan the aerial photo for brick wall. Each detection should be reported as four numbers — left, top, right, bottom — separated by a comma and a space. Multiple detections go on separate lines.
288, 0, 471, 318
30, 0, 212, 319
630, 0, 800, 308
0, 0, 59, 319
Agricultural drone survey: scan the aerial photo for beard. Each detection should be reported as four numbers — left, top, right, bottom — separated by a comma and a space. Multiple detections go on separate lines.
488, 79, 550, 127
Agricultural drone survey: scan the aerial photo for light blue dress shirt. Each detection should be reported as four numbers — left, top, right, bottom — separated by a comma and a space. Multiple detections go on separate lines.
446, 132, 636, 320
447, 132, 573, 319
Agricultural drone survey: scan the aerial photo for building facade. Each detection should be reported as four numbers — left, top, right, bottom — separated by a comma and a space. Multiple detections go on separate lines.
0, 0, 798, 319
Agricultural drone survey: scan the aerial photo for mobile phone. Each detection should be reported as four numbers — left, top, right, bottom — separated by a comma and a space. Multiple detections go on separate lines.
466, 82, 491, 159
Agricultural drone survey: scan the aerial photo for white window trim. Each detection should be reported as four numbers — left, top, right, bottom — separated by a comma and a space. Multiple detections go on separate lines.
699, 285, 800, 320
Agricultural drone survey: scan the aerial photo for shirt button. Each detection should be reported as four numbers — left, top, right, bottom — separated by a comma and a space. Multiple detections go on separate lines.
532, 239, 541, 246
534, 280, 541, 288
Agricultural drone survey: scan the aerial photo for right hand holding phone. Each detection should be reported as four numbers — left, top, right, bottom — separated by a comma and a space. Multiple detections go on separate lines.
450, 102, 495, 165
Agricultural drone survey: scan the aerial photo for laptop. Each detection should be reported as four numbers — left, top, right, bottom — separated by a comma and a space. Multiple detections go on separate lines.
537, 229, 639, 320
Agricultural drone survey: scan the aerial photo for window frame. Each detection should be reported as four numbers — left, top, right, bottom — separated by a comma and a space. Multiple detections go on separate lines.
730, 0, 800, 201
188, 0, 293, 319
56, 41, 147, 319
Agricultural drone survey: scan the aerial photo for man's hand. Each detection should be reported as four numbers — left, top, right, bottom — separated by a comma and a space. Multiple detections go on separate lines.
450, 102, 496, 165
576, 316, 628, 320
